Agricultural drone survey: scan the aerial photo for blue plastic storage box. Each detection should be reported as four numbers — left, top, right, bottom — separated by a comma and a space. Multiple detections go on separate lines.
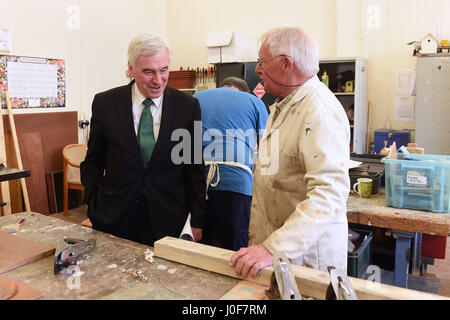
381, 154, 450, 213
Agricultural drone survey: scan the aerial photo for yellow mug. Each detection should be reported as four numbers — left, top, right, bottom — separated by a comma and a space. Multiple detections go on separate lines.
353, 178, 373, 198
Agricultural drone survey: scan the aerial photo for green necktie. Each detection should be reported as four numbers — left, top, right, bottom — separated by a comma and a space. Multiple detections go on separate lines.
138, 98, 156, 165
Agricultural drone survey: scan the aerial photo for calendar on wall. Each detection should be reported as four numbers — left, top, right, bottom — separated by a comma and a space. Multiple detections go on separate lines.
0, 54, 65, 108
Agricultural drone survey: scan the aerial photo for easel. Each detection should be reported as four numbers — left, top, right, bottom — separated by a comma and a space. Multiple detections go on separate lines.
0, 92, 31, 215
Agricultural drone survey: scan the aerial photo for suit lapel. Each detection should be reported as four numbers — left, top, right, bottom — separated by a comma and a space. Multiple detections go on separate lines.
117, 80, 143, 165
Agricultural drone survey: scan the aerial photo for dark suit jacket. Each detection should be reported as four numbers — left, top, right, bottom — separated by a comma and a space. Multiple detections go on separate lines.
80, 81, 206, 241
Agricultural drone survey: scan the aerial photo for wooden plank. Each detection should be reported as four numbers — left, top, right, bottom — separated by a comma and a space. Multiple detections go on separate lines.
1, 111, 78, 212
45, 173, 57, 213
220, 280, 269, 300
154, 236, 273, 287
0, 275, 43, 300
5, 92, 30, 211
19, 132, 49, 215
0, 94, 11, 216
3, 132, 22, 213
154, 236, 450, 300
1, 111, 78, 173
0, 230, 55, 274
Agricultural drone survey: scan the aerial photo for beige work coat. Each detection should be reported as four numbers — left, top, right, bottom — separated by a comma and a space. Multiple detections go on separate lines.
249, 76, 350, 271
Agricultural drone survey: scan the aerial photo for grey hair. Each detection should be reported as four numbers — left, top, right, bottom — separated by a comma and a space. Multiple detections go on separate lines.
260, 26, 319, 77
128, 33, 172, 67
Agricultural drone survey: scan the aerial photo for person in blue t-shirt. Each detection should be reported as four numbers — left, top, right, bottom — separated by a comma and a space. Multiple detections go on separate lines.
193, 77, 269, 251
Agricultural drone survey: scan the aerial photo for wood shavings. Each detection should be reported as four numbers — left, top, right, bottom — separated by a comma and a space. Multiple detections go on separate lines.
106, 264, 117, 269
123, 268, 150, 282
144, 248, 155, 263
167, 268, 177, 274
157, 264, 168, 270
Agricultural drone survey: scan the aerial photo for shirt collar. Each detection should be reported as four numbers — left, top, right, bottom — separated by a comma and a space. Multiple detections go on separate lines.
132, 82, 163, 109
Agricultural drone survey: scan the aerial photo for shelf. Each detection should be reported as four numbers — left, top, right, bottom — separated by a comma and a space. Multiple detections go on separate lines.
334, 92, 355, 96
0, 166, 30, 182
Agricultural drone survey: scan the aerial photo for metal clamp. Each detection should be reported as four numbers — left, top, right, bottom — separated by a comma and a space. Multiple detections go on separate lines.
326, 266, 358, 300
269, 251, 302, 300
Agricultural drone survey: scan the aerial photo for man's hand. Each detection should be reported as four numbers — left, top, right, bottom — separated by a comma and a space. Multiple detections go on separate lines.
229, 244, 272, 278
191, 227, 202, 242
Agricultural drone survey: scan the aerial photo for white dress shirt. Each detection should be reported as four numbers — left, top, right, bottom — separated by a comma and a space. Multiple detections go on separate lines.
131, 83, 163, 141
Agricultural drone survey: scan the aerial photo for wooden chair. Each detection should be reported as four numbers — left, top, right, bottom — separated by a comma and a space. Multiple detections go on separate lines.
62, 144, 87, 216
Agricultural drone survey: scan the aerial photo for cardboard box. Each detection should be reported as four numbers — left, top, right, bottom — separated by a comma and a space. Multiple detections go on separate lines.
206, 30, 258, 64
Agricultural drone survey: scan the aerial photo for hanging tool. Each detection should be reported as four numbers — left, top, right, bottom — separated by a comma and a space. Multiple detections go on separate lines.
267, 251, 302, 300
54, 237, 96, 275
326, 266, 358, 300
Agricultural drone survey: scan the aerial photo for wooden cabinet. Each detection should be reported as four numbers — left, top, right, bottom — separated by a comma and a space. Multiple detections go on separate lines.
318, 57, 368, 154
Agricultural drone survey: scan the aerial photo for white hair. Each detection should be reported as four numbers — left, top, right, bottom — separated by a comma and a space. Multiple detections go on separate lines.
128, 33, 172, 67
260, 26, 319, 77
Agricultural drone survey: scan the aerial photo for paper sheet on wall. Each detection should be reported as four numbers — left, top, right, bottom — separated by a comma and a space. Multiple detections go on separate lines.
7, 60, 58, 98
395, 96, 415, 122
396, 70, 416, 95
0, 27, 12, 53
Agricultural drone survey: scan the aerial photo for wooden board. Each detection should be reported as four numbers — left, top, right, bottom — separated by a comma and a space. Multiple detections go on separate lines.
155, 237, 273, 286
0, 275, 42, 300
19, 132, 49, 215
220, 280, 269, 300
0, 230, 55, 274
2, 112, 78, 173
5, 92, 30, 211
45, 172, 57, 213
2, 112, 77, 213
0, 96, 11, 216
154, 236, 450, 300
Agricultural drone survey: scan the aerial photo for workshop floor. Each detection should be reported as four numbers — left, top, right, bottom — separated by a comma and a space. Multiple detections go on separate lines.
51, 206, 450, 298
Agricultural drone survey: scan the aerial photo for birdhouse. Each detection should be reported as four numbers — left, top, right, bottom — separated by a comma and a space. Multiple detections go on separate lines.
420, 33, 438, 54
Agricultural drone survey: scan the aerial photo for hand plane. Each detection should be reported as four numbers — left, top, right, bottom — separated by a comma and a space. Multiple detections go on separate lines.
54, 237, 96, 275
266, 251, 302, 300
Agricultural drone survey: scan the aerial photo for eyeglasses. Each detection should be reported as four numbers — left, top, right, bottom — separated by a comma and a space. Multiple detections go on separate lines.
257, 54, 289, 66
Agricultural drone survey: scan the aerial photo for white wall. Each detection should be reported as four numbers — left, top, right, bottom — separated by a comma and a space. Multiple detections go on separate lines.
337, 0, 450, 143
166, 0, 337, 69
1, 0, 166, 140
2, 0, 449, 146
79, 0, 166, 123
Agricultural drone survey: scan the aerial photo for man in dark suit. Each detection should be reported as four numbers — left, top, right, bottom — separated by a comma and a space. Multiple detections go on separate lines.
80, 33, 205, 246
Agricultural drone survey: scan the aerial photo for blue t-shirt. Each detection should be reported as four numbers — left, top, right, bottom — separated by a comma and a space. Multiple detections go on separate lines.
194, 87, 269, 196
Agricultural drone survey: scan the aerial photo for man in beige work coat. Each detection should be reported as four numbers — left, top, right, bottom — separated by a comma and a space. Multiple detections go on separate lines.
230, 26, 350, 277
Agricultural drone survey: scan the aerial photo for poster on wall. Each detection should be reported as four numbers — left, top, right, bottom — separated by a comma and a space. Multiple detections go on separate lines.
0, 54, 65, 109
0, 27, 12, 53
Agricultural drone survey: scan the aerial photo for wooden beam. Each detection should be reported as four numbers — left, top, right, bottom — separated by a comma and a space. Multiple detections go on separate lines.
5, 92, 30, 211
0, 95, 11, 216
154, 237, 449, 300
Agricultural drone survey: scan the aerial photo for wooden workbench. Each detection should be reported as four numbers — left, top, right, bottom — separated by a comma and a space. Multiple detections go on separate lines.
347, 192, 450, 236
0, 212, 243, 300
2, 192, 449, 299
346, 191, 450, 289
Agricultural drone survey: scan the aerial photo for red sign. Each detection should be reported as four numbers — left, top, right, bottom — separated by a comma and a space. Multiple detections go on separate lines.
253, 82, 265, 99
